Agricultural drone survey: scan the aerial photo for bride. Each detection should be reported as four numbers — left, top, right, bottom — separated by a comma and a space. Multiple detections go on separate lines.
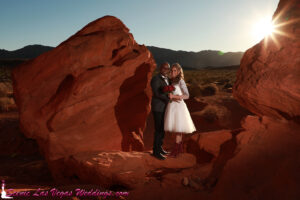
164, 63, 196, 157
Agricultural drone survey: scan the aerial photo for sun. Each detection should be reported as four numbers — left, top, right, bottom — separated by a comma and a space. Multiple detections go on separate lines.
250, 2, 299, 49
252, 17, 275, 42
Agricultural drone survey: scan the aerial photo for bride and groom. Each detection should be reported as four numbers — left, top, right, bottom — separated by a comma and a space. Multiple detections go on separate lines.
151, 62, 196, 160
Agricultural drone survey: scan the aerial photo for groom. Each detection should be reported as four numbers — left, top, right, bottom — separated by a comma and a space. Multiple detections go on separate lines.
151, 62, 177, 160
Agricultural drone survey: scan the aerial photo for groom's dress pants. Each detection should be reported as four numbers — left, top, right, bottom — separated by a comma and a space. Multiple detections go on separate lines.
152, 110, 165, 154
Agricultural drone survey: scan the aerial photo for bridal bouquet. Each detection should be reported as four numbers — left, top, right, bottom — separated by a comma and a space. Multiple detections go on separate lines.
163, 85, 175, 94
163, 85, 175, 102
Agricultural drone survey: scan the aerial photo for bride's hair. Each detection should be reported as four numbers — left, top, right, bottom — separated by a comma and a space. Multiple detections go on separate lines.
170, 63, 184, 84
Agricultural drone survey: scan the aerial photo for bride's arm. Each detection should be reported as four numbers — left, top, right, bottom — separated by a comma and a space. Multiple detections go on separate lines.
178, 79, 189, 100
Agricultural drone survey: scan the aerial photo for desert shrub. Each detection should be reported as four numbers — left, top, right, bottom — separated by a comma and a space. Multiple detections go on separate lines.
0, 82, 12, 97
201, 106, 219, 123
215, 78, 230, 85
201, 84, 218, 96
185, 68, 236, 85
200, 104, 231, 125
0, 67, 12, 83
0, 97, 16, 112
151, 67, 237, 93
188, 84, 202, 98
223, 83, 232, 89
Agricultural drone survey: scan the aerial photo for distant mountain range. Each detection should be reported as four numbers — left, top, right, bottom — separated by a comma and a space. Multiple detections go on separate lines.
0, 44, 243, 69
0, 45, 53, 60
147, 46, 243, 69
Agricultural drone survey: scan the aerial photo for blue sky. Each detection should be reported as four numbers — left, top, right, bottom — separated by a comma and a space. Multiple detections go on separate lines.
0, 0, 279, 52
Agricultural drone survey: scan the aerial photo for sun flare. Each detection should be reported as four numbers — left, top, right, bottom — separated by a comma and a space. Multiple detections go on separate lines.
252, 17, 275, 42
249, 1, 299, 50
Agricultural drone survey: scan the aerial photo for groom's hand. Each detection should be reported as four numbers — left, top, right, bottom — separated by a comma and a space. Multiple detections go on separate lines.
173, 95, 182, 102
169, 93, 181, 102
171, 97, 181, 103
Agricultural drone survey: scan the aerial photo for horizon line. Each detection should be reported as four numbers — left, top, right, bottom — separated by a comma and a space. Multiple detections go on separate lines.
1, 43, 245, 54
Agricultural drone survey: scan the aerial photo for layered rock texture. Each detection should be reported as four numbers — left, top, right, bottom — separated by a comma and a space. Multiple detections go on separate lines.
12, 16, 156, 163
211, 115, 300, 200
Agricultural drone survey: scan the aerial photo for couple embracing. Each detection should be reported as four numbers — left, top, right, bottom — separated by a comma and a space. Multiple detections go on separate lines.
151, 62, 196, 160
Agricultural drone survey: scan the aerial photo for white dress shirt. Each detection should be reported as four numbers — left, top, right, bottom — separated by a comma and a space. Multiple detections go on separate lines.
161, 74, 169, 85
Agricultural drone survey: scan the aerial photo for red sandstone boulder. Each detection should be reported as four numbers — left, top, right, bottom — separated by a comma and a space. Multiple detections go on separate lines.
217, 0, 300, 198
11, 16, 156, 162
212, 115, 300, 200
233, 0, 300, 122
186, 130, 232, 163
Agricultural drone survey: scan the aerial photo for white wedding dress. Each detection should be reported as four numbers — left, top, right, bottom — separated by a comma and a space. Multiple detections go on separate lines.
164, 79, 196, 134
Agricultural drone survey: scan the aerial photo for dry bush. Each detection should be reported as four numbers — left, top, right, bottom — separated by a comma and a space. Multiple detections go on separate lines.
0, 97, 16, 112
0, 66, 12, 82
201, 106, 219, 123
184, 83, 219, 98
200, 83, 218, 96
188, 84, 202, 98
199, 104, 231, 125
151, 68, 237, 95
0, 82, 12, 97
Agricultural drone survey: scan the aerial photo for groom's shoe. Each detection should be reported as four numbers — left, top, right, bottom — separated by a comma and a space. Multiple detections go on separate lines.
160, 148, 170, 155
153, 152, 166, 160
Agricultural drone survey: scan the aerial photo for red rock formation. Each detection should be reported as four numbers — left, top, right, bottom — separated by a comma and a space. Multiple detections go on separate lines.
233, 0, 300, 122
212, 115, 300, 200
186, 130, 233, 163
11, 16, 156, 163
213, 0, 300, 199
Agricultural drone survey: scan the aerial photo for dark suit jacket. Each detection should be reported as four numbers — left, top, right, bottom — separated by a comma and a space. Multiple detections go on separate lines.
151, 73, 171, 112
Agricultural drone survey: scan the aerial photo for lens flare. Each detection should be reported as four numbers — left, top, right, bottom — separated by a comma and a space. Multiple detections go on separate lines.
251, 1, 300, 50
252, 17, 275, 42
